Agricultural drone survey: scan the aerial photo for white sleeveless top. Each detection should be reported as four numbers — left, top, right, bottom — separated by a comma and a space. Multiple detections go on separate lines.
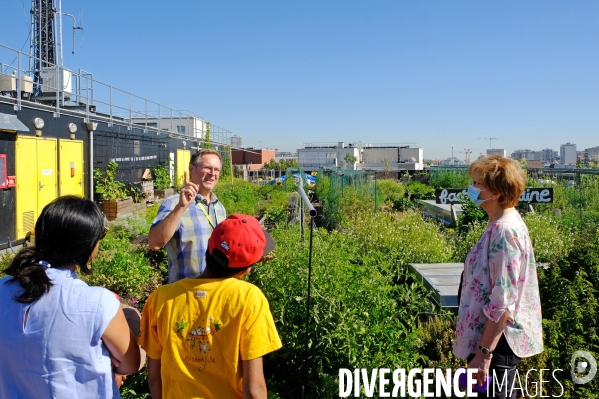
0, 268, 121, 398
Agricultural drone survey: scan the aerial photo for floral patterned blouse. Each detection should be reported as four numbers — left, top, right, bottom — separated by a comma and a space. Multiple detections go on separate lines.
453, 211, 543, 359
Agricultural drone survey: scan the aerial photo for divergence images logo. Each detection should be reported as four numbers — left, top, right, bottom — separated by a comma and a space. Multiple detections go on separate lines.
571, 351, 597, 385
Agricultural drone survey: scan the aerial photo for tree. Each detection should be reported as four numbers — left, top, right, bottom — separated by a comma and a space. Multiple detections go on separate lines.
343, 153, 357, 169
263, 159, 278, 170
280, 159, 299, 170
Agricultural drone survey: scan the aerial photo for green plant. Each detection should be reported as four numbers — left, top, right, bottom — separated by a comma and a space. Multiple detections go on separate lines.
524, 213, 575, 263
343, 153, 357, 169
429, 168, 470, 189
220, 146, 232, 177
376, 179, 406, 208
417, 315, 462, 370
405, 181, 435, 200
94, 162, 129, 200
263, 205, 287, 227
153, 160, 172, 190
0, 252, 15, 277
452, 220, 486, 262
127, 185, 146, 204
83, 233, 161, 302
535, 231, 599, 397
107, 214, 151, 240
202, 122, 212, 149
456, 193, 488, 234
251, 227, 426, 397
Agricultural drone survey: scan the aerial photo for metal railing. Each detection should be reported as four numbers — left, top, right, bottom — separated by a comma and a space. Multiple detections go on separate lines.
0, 42, 232, 145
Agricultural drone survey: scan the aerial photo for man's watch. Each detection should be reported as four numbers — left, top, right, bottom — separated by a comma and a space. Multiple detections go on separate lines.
479, 346, 493, 356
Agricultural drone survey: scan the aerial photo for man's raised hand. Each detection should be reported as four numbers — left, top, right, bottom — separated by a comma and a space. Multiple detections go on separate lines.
178, 171, 199, 209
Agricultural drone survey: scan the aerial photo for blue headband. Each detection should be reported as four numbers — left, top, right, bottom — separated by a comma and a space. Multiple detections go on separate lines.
37, 260, 51, 270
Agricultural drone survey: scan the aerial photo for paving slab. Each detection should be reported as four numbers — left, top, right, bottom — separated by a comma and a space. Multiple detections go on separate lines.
409, 263, 464, 309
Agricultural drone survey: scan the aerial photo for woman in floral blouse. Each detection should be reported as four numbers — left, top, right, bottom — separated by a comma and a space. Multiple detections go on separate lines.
453, 155, 543, 399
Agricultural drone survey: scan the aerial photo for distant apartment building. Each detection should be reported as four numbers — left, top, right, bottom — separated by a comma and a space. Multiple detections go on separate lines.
487, 148, 507, 157
275, 151, 298, 163
439, 157, 465, 166
297, 142, 423, 171
511, 149, 540, 161
540, 148, 559, 163
232, 148, 275, 171
560, 143, 577, 165
585, 146, 599, 162
231, 134, 243, 149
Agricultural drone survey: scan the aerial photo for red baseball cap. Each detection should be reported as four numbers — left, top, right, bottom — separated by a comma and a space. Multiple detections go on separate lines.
207, 214, 276, 268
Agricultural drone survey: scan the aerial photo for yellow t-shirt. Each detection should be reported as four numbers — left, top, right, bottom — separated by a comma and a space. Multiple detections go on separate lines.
139, 278, 282, 399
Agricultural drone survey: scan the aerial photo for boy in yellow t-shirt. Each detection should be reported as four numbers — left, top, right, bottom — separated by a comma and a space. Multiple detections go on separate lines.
139, 214, 282, 399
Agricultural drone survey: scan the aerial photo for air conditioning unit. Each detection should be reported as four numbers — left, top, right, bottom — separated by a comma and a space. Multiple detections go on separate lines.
39, 67, 72, 99
0, 73, 33, 97
0, 73, 16, 93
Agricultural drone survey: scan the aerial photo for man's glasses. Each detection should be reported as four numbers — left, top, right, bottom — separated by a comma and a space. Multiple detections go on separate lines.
194, 164, 221, 174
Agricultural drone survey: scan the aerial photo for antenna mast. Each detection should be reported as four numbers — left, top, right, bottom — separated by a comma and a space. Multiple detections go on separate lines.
29, 0, 81, 99
30, 0, 57, 86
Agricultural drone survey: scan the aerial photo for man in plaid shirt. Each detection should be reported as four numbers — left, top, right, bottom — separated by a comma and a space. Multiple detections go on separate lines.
148, 149, 227, 282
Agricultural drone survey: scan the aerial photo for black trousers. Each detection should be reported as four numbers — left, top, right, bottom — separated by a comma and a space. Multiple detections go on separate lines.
467, 335, 522, 399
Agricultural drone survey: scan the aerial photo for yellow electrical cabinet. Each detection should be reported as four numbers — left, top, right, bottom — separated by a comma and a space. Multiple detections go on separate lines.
176, 149, 191, 187
59, 139, 84, 197
15, 136, 58, 239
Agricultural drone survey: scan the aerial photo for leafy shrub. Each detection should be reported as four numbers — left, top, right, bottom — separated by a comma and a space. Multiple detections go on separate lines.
153, 160, 172, 190
107, 214, 150, 240
0, 252, 15, 277
216, 179, 261, 216
535, 231, 599, 397
94, 161, 128, 200
263, 206, 287, 227
405, 181, 435, 200
429, 169, 470, 189
524, 213, 575, 263
456, 194, 487, 234
145, 202, 161, 226
340, 210, 454, 276
417, 316, 462, 371
452, 220, 486, 262
82, 233, 161, 303
376, 179, 406, 206
393, 197, 416, 211
251, 227, 425, 398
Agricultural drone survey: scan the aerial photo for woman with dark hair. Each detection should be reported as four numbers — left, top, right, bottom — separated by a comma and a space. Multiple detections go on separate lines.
453, 156, 543, 399
0, 196, 140, 398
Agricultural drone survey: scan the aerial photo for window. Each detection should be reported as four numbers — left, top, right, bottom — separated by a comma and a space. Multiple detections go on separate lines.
177, 125, 186, 134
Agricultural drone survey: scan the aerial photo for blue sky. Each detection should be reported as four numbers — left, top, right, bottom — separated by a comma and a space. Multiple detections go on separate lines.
1, 0, 598, 159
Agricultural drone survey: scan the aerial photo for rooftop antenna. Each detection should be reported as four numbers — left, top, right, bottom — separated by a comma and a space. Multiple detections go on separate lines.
29, 0, 82, 95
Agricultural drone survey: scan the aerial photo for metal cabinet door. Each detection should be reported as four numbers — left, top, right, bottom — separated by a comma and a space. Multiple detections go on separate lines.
59, 139, 84, 197
36, 138, 58, 217
176, 149, 191, 187
15, 136, 38, 239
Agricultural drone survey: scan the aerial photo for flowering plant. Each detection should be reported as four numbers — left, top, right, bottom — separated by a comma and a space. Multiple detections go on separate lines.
94, 162, 129, 200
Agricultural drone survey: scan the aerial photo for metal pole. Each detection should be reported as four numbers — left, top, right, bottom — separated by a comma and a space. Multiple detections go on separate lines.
302, 215, 315, 399
374, 171, 377, 212
579, 171, 583, 232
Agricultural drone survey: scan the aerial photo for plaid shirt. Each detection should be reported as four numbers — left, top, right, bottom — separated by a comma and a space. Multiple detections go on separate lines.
152, 192, 227, 283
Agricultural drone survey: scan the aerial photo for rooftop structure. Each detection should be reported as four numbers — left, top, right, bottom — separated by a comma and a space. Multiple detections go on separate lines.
297, 142, 423, 172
